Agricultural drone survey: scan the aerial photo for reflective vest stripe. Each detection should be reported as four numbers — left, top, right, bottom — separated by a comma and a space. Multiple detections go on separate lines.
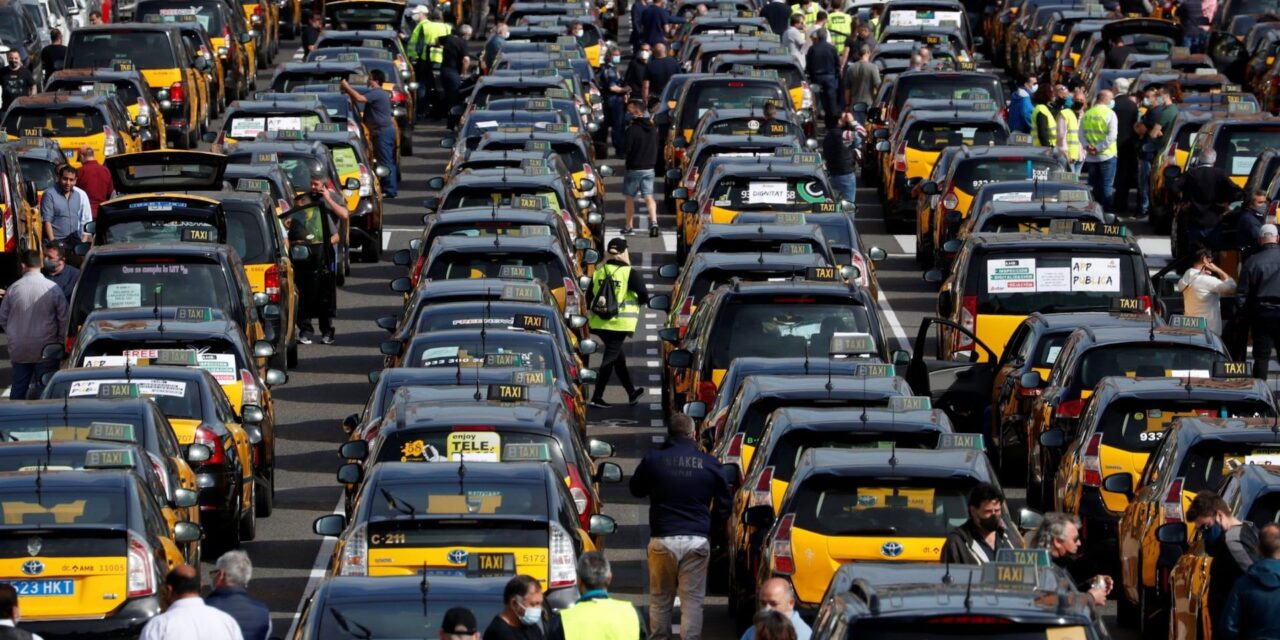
588, 264, 640, 332
827, 11, 851, 49
1030, 104, 1056, 147
1081, 105, 1117, 157
1060, 108, 1081, 161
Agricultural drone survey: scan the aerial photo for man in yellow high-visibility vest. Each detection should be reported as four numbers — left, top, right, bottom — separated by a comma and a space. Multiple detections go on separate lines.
1080, 89, 1118, 211
547, 553, 641, 640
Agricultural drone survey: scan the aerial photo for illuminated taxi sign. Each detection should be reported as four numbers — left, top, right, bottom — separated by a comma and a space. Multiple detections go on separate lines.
1073, 220, 1126, 236
361, 38, 382, 47
273, 129, 307, 141
523, 141, 553, 152
97, 383, 139, 398
829, 332, 876, 355
519, 225, 550, 237
253, 152, 279, 164
515, 195, 550, 209
1057, 189, 1089, 202
20, 128, 42, 137
854, 363, 894, 377
18, 137, 47, 147
538, 123, 570, 134
1171, 46, 1190, 56
806, 266, 837, 281
996, 548, 1051, 567
543, 88, 571, 99
552, 60, 574, 70
1228, 101, 1259, 114
488, 383, 530, 401
779, 242, 813, 255
87, 422, 137, 443
1048, 170, 1079, 182
791, 153, 820, 164
484, 353, 525, 367
466, 552, 516, 578
1109, 297, 1145, 313
174, 307, 213, 322
813, 202, 838, 212
312, 123, 345, 133
335, 53, 362, 62
775, 212, 806, 225
512, 369, 549, 385
155, 349, 199, 366
1007, 132, 1033, 145
501, 283, 543, 302
728, 66, 779, 79
499, 265, 536, 280
955, 61, 975, 71
981, 562, 1040, 587
503, 442, 550, 461
1223, 83, 1243, 92
112, 61, 136, 71
1168, 315, 1208, 330
84, 448, 137, 469
512, 313, 548, 331
887, 395, 932, 412
519, 158, 548, 170
1214, 361, 1253, 378
181, 228, 214, 243
938, 433, 983, 449
235, 178, 270, 193
924, 35, 941, 44
774, 147, 798, 157
525, 98, 553, 110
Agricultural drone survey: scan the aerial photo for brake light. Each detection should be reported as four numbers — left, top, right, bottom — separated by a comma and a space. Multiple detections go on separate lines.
169, 82, 184, 104
801, 81, 812, 109
894, 141, 907, 172
1163, 477, 1185, 523
262, 264, 281, 303
560, 391, 577, 419
137, 97, 149, 117
728, 81, 744, 87
411, 255, 426, 285
563, 277, 581, 318
582, 164, 597, 194
674, 147, 685, 163
241, 370, 262, 406
358, 164, 373, 197
771, 514, 795, 574
566, 465, 592, 525
150, 457, 171, 496
701, 199, 713, 222
686, 167, 698, 189
251, 5, 264, 23
751, 466, 775, 507
957, 295, 977, 351
65, 336, 75, 353
549, 523, 577, 589
391, 89, 407, 105
724, 432, 745, 478
103, 126, 118, 156
1138, 295, 1152, 313
1055, 397, 1085, 420
929, 615, 1013, 624
676, 296, 694, 337
339, 523, 368, 575
127, 534, 156, 598
942, 189, 959, 211
1270, 200, 1278, 223
850, 254, 869, 286
697, 380, 716, 405
194, 425, 226, 464
1082, 433, 1103, 487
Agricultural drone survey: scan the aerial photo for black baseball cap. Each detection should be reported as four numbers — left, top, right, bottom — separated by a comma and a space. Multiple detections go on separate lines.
441, 607, 478, 634
607, 237, 627, 254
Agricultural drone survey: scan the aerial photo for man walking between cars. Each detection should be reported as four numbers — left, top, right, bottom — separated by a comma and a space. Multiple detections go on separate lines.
0, 250, 67, 400
204, 550, 271, 640
630, 413, 732, 640
588, 237, 647, 408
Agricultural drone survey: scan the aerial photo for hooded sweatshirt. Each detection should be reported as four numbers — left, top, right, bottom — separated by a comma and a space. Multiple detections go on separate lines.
623, 116, 658, 171
1219, 558, 1280, 640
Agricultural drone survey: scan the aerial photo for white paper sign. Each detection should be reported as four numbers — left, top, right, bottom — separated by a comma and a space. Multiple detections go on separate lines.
747, 182, 789, 204
1247, 453, 1280, 466
69, 378, 188, 397
1070, 257, 1121, 291
986, 258, 1036, 292
1045, 345, 1063, 363
1168, 369, 1211, 378
267, 116, 302, 131
105, 283, 142, 308
1232, 156, 1256, 175
229, 117, 266, 139
81, 356, 130, 367
1036, 267, 1071, 292
196, 353, 238, 383
477, 120, 500, 128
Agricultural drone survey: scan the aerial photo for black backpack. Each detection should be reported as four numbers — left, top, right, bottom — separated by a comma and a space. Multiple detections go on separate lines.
592, 266, 621, 319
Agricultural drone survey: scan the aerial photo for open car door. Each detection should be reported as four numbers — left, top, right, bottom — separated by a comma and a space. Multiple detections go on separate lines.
323, 0, 407, 30
902, 317, 999, 434
104, 150, 228, 193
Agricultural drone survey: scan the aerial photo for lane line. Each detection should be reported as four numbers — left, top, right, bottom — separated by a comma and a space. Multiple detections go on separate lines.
877, 288, 913, 351
892, 234, 916, 256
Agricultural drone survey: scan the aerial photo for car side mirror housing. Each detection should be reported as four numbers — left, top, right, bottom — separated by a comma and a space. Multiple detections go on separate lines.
1102, 472, 1135, 496
265, 369, 287, 386
658, 263, 680, 278
173, 521, 202, 543
1038, 428, 1066, 449
1019, 371, 1042, 389
290, 244, 312, 261
375, 164, 391, 178
313, 513, 346, 536
598, 164, 614, 177
1018, 507, 1043, 531
392, 248, 412, 266
667, 349, 693, 369
427, 176, 445, 190
683, 400, 707, 419
379, 341, 401, 356
582, 249, 600, 263
875, 140, 890, 152
743, 504, 775, 529
891, 350, 910, 366
344, 177, 360, 191
578, 338, 599, 355
1156, 521, 1188, 545
253, 341, 275, 357
923, 269, 945, 284
680, 201, 699, 214
172, 488, 198, 508
41, 343, 66, 361
261, 304, 281, 320
588, 439, 615, 458
868, 246, 887, 262
341, 413, 361, 434
186, 443, 212, 463
579, 178, 595, 192
569, 314, 588, 329
390, 277, 413, 293
657, 327, 680, 343
573, 238, 593, 251
241, 404, 265, 424
920, 181, 940, 195
872, 128, 890, 140
672, 187, 689, 199
595, 461, 623, 483
648, 294, 671, 311
336, 462, 364, 485
588, 513, 618, 535
253, 292, 270, 307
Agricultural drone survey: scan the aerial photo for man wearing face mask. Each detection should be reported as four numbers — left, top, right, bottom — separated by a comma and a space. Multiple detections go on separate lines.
941, 483, 1014, 564
739, 579, 811, 640
1054, 85, 1081, 171
1008, 74, 1035, 134
1029, 512, 1111, 606
484, 575, 545, 640
1187, 491, 1259, 633
546, 553, 640, 640
0, 50, 35, 112
1081, 89, 1119, 211
601, 45, 629, 156
624, 43, 650, 100
41, 242, 77, 301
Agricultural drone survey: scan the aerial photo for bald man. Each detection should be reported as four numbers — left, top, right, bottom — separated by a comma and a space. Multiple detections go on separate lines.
140, 565, 244, 640
740, 578, 811, 640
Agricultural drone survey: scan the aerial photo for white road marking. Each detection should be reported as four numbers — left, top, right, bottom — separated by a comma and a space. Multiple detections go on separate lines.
647, 360, 660, 368
662, 231, 677, 253
877, 288, 913, 351
893, 234, 916, 256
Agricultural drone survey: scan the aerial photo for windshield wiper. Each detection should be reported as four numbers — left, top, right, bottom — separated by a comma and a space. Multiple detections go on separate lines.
380, 487, 419, 518
328, 607, 374, 640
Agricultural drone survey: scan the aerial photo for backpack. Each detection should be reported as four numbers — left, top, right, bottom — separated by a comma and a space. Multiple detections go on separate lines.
592, 266, 621, 319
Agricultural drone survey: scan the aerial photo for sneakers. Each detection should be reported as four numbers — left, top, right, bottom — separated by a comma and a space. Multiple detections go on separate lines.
628, 387, 646, 405
621, 227, 635, 236
321, 332, 336, 345
297, 333, 314, 345
588, 398, 612, 408
649, 225, 660, 238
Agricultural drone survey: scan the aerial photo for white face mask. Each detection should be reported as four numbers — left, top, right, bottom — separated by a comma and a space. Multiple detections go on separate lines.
640, 50, 651, 60
519, 606, 542, 626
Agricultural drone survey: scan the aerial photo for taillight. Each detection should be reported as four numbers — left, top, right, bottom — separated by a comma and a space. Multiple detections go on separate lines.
894, 142, 907, 172
724, 432, 745, 478
685, 168, 698, 189
771, 514, 795, 574
1055, 397, 1085, 420
358, 164, 373, 197
169, 82, 184, 104
65, 336, 75, 353
700, 200, 713, 221
942, 189, 959, 210
957, 295, 977, 351
1163, 477, 1185, 523
103, 126, 118, 156
549, 523, 576, 589
1138, 296, 1152, 313
264, 264, 281, 303
411, 255, 426, 285
127, 534, 155, 598
241, 370, 262, 406
676, 296, 694, 337
194, 425, 226, 464
1270, 200, 1278, 223
560, 390, 577, 419
751, 466, 775, 507
697, 380, 716, 405
674, 147, 685, 163
1082, 433, 1103, 487
801, 81, 812, 109
137, 97, 149, 116
339, 523, 368, 575
251, 5, 264, 23
581, 164, 597, 194
391, 89, 407, 105
566, 465, 592, 526
850, 255, 869, 286
563, 277, 581, 318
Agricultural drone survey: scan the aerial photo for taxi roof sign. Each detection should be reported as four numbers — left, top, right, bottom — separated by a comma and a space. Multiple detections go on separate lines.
84, 448, 137, 469
854, 363, 895, 377
938, 433, 983, 449
235, 178, 271, 193
543, 88, 571, 99
112, 61, 135, 71
173, 307, 213, 322
525, 98, 553, 110
273, 129, 307, 141
181, 228, 215, 243
466, 552, 516, 578
1073, 220, 1126, 236
1214, 361, 1253, 378
1007, 132, 1034, 145
312, 122, 345, 133
1108, 297, 1146, 313
1057, 189, 1089, 202
253, 152, 279, 164
484, 353, 525, 367
981, 562, 1040, 588
955, 61, 976, 71
779, 242, 813, 255
806, 266, 837, 281
87, 422, 137, 443
501, 283, 543, 302
499, 265, 536, 280
829, 332, 876, 356
887, 396, 932, 412
512, 369, 550, 385
775, 212, 806, 225
1168, 314, 1208, 330
514, 195, 551, 210
511, 313, 549, 332
1228, 101, 1259, 114
488, 383, 529, 401
995, 548, 1051, 567
519, 158, 548, 169
503, 442, 550, 461
523, 141, 552, 152
519, 225, 550, 237
154, 349, 199, 366
97, 383, 139, 398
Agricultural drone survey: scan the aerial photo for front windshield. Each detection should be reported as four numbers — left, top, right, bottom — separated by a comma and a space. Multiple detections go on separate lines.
708, 298, 872, 369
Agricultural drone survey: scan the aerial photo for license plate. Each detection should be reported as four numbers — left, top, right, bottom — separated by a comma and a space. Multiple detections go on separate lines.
7, 579, 74, 596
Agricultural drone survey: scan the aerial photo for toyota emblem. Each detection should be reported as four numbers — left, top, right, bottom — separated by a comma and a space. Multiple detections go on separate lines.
447, 549, 468, 565
880, 541, 903, 558
21, 560, 44, 576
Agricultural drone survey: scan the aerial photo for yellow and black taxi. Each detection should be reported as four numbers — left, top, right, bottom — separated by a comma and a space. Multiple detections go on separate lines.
431, 167, 598, 256
132, 0, 256, 104
925, 223, 1155, 363
44, 65, 168, 150
314, 24, 413, 84
451, 107, 570, 157
1047, 365, 1275, 575
704, 56, 810, 118
956, 197, 1108, 243
693, 356, 868, 432
1167, 461, 1280, 640
211, 96, 331, 151
756, 444, 1017, 614
6, 136, 66, 203
313, 461, 616, 610
465, 127, 611, 219
226, 160, 301, 217
64, 24, 214, 149
296, 123, 385, 263
384, 275, 558, 331
684, 223, 836, 266
291, 575, 509, 639
441, 149, 576, 188
810, 559, 1109, 639
93, 152, 229, 246
480, 94, 599, 139
735, 209, 886, 300
728, 400, 954, 624
0, 468, 202, 637
659, 73, 792, 172
3, 91, 145, 166
225, 141, 348, 200
967, 178, 1096, 223
669, 137, 805, 239
139, 14, 224, 122
0, 140, 44, 284
417, 231, 594, 316
462, 74, 580, 124
1114, 416, 1280, 632
872, 69, 1005, 141
1023, 319, 1233, 510
236, 0, 279, 68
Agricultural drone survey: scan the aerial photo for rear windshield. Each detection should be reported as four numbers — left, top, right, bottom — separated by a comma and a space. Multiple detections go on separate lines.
705, 117, 801, 137
849, 624, 1097, 640
1099, 398, 1274, 452
441, 188, 563, 211
738, 397, 892, 446
71, 260, 232, 327
432, 221, 555, 240
681, 82, 787, 125
906, 123, 1007, 151
1078, 345, 1224, 389
0, 489, 128, 526
1214, 126, 1280, 175
463, 113, 564, 147
768, 430, 940, 480
19, 159, 56, 192
225, 114, 323, 139
404, 335, 557, 373
688, 267, 814, 302
101, 214, 220, 245
709, 298, 871, 369
314, 595, 504, 640
75, 338, 247, 372
416, 309, 554, 333
791, 475, 974, 537
976, 214, 1096, 233
46, 79, 144, 106
894, 77, 1002, 113
972, 251, 1140, 314
378, 431, 566, 470
276, 73, 359, 92
368, 482, 547, 520
68, 31, 177, 69
225, 207, 272, 264
426, 252, 567, 284
4, 108, 106, 137
0, 415, 149, 446
973, 186, 1093, 210
478, 141, 587, 172
695, 238, 825, 257
47, 377, 203, 419
1179, 441, 1280, 493
707, 177, 834, 212
953, 158, 1064, 193
711, 64, 803, 87
135, 3, 226, 32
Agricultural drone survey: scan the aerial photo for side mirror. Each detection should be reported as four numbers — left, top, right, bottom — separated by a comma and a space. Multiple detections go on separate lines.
422, 196, 440, 211
194, 56, 211, 72
448, 106, 463, 117
658, 264, 680, 279
578, 369, 597, 383
379, 341, 402, 356
1018, 507, 1044, 531
875, 140, 890, 152
135, 114, 151, 127
648, 294, 671, 311
923, 269, 945, 284
569, 314, 588, 329
241, 404, 265, 424
1156, 521, 1188, 545
578, 338, 599, 355
375, 164, 391, 178
173, 521, 202, 543
40, 343, 65, 360
186, 443, 212, 463
666, 349, 693, 368
872, 128, 890, 140
579, 178, 596, 192
582, 249, 600, 263
657, 327, 680, 343
336, 462, 363, 485
440, 137, 457, 149
588, 513, 618, 535
672, 187, 689, 200
1164, 166, 1181, 180
853, 102, 868, 114
241, 32, 254, 43
261, 304, 281, 320
891, 350, 910, 366
390, 277, 413, 293
680, 201, 699, 214
805, 138, 818, 151
573, 237, 593, 251
840, 264, 861, 280
576, 198, 591, 210
172, 488, 198, 508
1019, 371, 1042, 389
1038, 428, 1066, 449
743, 504, 775, 529
868, 246, 887, 262
265, 369, 287, 386
671, 136, 686, 148
578, 275, 592, 291
919, 181, 940, 195
290, 244, 312, 261
74, 243, 89, 257
313, 513, 346, 536
368, 370, 382, 384
941, 239, 961, 253
1105, 213, 1117, 224
1102, 472, 1135, 496
253, 292, 270, 307
392, 249, 412, 266
683, 400, 707, 419
587, 213, 603, 225
588, 439, 615, 458
595, 461, 623, 483
665, 169, 681, 181
344, 177, 360, 191
253, 340, 275, 357
244, 425, 263, 445
597, 164, 614, 177
427, 176, 445, 190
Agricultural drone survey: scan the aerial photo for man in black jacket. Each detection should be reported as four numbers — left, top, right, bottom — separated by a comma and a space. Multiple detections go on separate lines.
761, 0, 791, 35
205, 551, 271, 640
622, 99, 659, 236
1176, 149, 1242, 254
1239, 224, 1280, 379
940, 483, 1015, 564
630, 413, 731, 640
1186, 491, 1260, 633
805, 28, 841, 128
1111, 78, 1139, 213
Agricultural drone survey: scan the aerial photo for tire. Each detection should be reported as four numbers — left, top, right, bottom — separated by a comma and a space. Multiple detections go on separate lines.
269, 346, 287, 373
239, 481, 257, 541
286, 340, 298, 368
1116, 585, 1139, 628
255, 473, 273, 517
360, 232, 381, 263
403, 130, 415, 157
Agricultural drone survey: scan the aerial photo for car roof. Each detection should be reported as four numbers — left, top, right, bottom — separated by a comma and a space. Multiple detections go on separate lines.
794, 447, 990, 479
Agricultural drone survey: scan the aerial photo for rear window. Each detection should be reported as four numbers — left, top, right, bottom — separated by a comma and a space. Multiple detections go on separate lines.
1178, 441, 1280, 493
768, 430, 939, 480
906, 123, 1007, 151
45, 79, 144, 106
688, 267, 812, 302
314, 593, 504, 640
714, 64, 803, 88
225, 207, 272, 264
0, 415, 149, 447
71, 260, 232, 328
708, 297, 872, 370
432, 221, 555, 240
972, 251, 1140, 315
1214, 127, 1280, 175
378, 431, 566, 470
738, 397, 891, 445
426, 252, 567, 284
849, 624, 1096, 640
75, 338, 248, 372
404, 336, 557, 373
791, 475, 974, 537
276, 73, 360, 92
441, 188, 563, 211
953, 158, 1064, 193
1099, 398, 1273, 452
463, 113, 563, 145
101, 213, 220, 245
135, 3, 226, 32
368, 481, 547, 520
416, 309, 554, 333
4, 108, 106, 137
681, 82, 786, 124
225, 114, 323, 139
479, 141, 587, 172
705, 117, 800, 137
68, 31, 177, 69
707, 177, 834, 212
0, 489, 128, 526
894, 77, 1002, 113
1078, 345, 1224, 389
47, 377, 203, 420
976, 214, 1096, 233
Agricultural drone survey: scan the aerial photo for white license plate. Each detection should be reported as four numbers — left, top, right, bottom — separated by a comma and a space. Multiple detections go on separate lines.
7, 579, 74, 596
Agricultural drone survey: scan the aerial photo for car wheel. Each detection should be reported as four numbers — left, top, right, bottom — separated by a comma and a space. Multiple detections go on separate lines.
402, 130, 414, 157
286, 340, 298, 368
239, 481, 257, 541
254, 473, 273, 517
361, 232, 382, 263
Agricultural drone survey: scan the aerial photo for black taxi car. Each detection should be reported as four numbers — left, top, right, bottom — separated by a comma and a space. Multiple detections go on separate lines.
291, 575, 508, 639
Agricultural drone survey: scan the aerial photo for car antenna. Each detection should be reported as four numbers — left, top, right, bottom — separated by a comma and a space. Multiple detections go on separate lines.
825, 351, 834, 393
457, 453, 467, 495
803, 340, 810, 375
476, 302, 488, 403
962, 571, 974, 611
860, 365, 868, 424
941, 555, 953, 584
888, 439, 896, 466
154, 284, 165, 333
419, 561, 430, 618
1148, 296, 1156, 341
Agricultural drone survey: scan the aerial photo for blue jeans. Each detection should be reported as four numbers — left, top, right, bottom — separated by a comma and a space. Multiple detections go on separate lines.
11, 359, 57, 400
1138, 157, 1152, 215
605, 95, 626, 155
1086, 157, 1117, 211
830, 172, 857, 203
374, 127, 397, 197
814, 73, 839, 128
440, 67, 462, 127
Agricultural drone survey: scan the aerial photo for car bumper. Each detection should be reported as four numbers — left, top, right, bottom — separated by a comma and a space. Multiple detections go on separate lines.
26, 596, 162, 639
546, 585, 579, 611
195, 463, 239, 515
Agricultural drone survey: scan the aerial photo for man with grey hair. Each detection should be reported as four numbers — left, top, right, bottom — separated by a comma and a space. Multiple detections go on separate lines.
547, 553, 639, 639
1030, 513, 1110, 606
1239, 223, 1280, 378
805, 26, 841, 127
740, 578, 811, 640
205, 551, 270, 640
